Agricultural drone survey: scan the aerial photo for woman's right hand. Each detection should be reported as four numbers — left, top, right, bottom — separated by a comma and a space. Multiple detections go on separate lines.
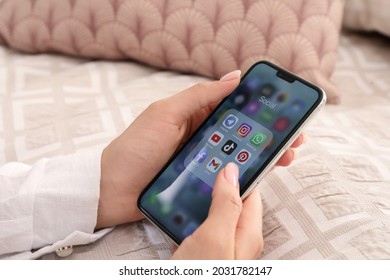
171, 163, 263, 260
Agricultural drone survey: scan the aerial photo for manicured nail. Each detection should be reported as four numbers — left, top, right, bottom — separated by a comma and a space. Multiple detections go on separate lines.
302, 133, 307, 143
219, 70, 241, 82
224, 162, 239, 187
292, 149, 298, 160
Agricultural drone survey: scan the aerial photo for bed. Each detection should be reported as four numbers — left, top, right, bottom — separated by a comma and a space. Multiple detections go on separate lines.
0, 1, 389, 260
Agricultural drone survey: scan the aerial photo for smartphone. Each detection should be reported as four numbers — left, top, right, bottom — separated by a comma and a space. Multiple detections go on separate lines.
137, 61, 326, 244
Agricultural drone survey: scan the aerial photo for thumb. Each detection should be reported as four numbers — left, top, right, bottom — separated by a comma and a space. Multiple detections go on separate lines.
205, 163, 242, 237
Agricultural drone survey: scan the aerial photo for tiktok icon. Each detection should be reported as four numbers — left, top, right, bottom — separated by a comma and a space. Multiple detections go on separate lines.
221, 140, 238, 155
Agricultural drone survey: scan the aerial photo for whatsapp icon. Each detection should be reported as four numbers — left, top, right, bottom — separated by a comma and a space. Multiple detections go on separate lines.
250, 132, 267, 147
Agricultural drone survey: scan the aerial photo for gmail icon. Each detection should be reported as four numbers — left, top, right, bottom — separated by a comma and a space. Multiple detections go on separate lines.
206, 157, 223, 173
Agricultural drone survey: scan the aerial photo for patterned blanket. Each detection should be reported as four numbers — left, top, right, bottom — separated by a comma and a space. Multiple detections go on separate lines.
1, 31, 389, 259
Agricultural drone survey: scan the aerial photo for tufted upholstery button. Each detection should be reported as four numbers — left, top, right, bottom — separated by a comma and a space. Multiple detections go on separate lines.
55, 245, 73, 258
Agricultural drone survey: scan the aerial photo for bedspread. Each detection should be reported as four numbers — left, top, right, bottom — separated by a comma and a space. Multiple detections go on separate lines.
0, 31, 389, 259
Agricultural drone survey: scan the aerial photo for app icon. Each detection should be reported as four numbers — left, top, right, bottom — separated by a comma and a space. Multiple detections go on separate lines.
235, 149, 251, 165
259, 108, 275, 123
233, 94, 247, 107
223, 114, 238, 129
237, 123, 252, 137
250, 132, 267, 147
244, 100, 261, 115
276, 92, 288, 102
246, 77, 262, 90
193, 148, 208, 164
273, 117, 290, 132
207, 157, 223, 173
208, 131, 224, 146
221, 140, 238, 155
260, 84, 275, 97
291, 99, 305, 113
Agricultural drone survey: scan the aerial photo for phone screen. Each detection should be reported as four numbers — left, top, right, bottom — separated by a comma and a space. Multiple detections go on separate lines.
138, 61, 324, 243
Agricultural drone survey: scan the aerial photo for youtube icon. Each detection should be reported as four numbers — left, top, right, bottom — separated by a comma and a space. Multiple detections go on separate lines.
208, 131, 224, 146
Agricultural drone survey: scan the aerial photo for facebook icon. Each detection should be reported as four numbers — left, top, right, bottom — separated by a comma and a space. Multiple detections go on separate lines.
193, 148, 208, 164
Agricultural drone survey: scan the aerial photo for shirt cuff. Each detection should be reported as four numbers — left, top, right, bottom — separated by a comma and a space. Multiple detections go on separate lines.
32, 149, 103, 250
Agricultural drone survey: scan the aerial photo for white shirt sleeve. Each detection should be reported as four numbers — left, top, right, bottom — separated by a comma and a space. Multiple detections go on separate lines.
0, 149, 112, 259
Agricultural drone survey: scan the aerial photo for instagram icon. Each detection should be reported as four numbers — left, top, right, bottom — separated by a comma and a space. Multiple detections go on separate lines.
237, 123, 252, 137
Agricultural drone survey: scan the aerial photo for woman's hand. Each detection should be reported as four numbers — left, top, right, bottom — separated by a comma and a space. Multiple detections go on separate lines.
96, 70, 304, 229
172, 163, 263, 259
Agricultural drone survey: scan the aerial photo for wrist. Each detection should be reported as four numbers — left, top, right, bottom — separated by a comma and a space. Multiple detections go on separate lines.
95, 184, 142, 229
96, 146, 144, 229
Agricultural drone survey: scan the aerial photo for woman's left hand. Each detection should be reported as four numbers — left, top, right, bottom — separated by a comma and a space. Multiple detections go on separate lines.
96, 70, 304, 228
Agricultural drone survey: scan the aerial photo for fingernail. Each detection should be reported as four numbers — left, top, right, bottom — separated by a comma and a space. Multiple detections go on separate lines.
302, 133, 307, 143
224, 162, 239, 187
219, 70, 241, 82
292, 149, 298, 160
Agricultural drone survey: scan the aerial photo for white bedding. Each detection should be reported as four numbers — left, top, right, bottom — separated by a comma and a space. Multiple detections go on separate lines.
0, 31, 389, 259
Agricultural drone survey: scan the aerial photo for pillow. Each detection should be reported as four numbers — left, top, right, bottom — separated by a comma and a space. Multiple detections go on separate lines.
343, 0, 390, 37
0, 0, 344, 103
